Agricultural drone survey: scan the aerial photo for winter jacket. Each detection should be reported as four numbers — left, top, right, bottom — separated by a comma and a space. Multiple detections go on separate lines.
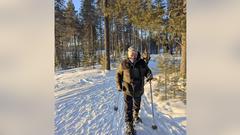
116, 56, 152, 97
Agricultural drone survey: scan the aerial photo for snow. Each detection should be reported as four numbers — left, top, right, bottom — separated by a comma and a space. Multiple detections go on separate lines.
55, 55, 186, 135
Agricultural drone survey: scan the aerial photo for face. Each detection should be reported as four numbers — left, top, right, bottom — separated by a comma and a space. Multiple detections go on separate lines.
128, 50, 137, 60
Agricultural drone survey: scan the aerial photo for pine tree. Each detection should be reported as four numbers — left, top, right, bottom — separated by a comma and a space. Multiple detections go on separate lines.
168, 0, 186, 78
158, 53, 172, 100
55, 0, 66, 69
63, 0, 79, 68
80, 0, 97, 67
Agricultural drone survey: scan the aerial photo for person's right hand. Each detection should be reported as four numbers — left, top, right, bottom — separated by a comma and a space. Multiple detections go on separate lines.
146, 73, 153, 82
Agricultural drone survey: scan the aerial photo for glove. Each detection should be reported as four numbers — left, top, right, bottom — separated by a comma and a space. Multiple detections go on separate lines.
117, 84, 122, 92
146, 73, 153, 82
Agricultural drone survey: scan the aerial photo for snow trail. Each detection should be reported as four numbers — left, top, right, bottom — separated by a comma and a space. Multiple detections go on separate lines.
55, 56, 186, 135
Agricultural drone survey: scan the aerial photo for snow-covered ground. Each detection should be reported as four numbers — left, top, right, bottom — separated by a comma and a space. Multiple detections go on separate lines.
55, 55, 186, 135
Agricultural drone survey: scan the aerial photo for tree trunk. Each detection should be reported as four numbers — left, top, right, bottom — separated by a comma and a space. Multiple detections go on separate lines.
140, 28, 143, 53
121, 22, 124, 55
180, 33, 186, 78
74, 35, 78, 67
104, 0, 110, 70
164, 67, 167, 100
100, 17, 103, 56
91, 25, 95, 69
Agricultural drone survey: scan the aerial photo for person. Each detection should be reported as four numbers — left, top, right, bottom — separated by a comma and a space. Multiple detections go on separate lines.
116, 46, 153, 134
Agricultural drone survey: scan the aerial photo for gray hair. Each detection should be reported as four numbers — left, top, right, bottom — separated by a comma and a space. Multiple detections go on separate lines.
128, 46, 137, 52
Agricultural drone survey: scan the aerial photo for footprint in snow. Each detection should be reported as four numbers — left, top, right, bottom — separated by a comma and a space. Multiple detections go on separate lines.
79, 78, 94, 84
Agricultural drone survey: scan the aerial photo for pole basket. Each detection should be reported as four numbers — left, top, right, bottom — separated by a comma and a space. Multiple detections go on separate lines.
152, 124, 158, 129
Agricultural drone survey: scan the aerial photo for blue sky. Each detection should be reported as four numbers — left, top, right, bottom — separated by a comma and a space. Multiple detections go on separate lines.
70, 0, 168, 12
72, 0, 81, 11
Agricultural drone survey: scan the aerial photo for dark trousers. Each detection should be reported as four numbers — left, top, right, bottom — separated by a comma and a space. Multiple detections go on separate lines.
124, 94, 142, 122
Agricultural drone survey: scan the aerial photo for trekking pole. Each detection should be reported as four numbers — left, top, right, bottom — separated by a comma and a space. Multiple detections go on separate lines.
114, 92, 120, 111
149, 80, 157, 129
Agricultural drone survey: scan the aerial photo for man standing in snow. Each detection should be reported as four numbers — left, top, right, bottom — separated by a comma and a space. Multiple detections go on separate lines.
116, 46, 153, 134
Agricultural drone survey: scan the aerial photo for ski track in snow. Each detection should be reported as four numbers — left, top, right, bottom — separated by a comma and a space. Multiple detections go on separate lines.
55, 58, 186, 135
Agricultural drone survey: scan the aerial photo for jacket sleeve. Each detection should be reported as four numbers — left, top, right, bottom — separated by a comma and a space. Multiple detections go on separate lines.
116, 63, 123, 90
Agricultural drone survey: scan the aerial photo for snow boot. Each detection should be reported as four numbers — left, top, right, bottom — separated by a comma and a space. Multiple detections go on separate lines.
133, 112, 142, 124
125, 121, 135, 135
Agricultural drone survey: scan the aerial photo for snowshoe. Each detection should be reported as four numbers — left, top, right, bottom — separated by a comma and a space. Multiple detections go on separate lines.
125, 122, 136, 135
125, 129, 136, 135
